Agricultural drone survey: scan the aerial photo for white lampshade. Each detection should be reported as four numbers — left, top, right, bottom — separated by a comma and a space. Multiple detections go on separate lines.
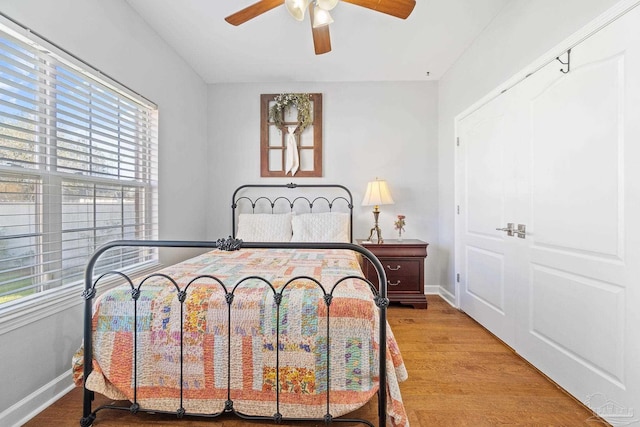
362, 179, 395, 207
285, 0, 310, 21
312, 5, 334, 28
317, 0, 339, 10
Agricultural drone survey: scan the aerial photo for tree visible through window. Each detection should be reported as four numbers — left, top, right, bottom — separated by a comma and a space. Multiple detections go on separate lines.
0, 24, 158, 305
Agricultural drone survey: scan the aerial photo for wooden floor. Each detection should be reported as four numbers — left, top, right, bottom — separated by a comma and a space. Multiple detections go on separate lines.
24, 296, 605, 426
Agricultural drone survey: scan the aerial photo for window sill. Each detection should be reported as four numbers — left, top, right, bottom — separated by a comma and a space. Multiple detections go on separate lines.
0, 262, 161, 336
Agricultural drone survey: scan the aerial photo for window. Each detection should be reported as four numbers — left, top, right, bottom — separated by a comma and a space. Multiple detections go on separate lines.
0, 18, 158, 307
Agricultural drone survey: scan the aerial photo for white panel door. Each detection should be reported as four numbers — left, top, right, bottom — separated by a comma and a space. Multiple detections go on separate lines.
456, 90, 521, 346
457, 5, 640, 422
514, 6, 640, 417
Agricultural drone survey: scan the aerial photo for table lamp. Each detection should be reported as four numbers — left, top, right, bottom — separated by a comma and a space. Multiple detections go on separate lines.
362, 178, 394, 243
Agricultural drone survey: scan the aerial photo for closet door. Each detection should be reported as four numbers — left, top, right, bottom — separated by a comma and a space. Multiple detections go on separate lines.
456, 90, 522, 347
514, 6, 640, 413
457, 4, 640, 419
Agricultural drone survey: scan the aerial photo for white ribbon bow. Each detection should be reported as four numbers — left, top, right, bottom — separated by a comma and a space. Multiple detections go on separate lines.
285, 126, 299, 176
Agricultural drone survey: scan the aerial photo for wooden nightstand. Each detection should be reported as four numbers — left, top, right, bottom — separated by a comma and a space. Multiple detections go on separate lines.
357, 239, 428, 309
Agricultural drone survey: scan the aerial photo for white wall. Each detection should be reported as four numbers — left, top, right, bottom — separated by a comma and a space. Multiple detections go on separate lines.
207, 81, 439, 290
0, 0, 208, 422
437, 0, 622, 302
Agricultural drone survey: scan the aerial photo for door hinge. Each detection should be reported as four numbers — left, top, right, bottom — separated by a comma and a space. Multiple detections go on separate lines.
456, 137, 460, 147
457, 205, 460, 215
456, 273, 460, 283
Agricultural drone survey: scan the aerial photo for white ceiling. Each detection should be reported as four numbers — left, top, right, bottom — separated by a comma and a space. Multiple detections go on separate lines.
124, 0, 509, 84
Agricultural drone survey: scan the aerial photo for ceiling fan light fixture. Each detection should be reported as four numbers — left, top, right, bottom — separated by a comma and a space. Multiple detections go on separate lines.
316, 0, 339, 11
285, 0, 310, 21
312, 5, 334, 28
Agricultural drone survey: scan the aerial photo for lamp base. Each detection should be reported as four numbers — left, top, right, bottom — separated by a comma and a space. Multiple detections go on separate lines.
366, 207, 384, 244
367, 226, 383, 244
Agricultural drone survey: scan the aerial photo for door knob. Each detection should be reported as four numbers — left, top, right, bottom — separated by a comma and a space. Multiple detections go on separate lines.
496, 223, 515, 236
495, 223, 526, 238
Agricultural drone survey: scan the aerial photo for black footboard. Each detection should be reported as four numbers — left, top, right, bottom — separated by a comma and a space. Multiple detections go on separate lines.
80, 240, 389, 426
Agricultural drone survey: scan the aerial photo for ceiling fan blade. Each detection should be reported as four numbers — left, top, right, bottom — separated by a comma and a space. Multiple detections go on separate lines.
309, 7, 332, 55
225, 0, 283, 26
312, 26, 332, 55
342, 0, 416, 19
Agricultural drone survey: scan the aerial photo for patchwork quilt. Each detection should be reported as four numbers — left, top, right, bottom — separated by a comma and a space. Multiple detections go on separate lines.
74, 248, 408, 426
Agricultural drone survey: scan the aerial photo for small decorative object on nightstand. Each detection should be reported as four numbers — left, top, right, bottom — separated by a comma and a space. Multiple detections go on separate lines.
358, 239, 428, 309
394, 214, 406, 241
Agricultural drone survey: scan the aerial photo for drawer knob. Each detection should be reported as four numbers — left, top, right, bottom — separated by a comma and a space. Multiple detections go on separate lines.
386, 264, 401, 271
388, 280, 401, 286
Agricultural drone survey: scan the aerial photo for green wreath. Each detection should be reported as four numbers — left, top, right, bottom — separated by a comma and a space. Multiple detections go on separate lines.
269, 93, 312, 133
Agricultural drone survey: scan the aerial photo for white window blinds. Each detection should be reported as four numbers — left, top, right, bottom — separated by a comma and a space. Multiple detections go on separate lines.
0, 20, 158, 306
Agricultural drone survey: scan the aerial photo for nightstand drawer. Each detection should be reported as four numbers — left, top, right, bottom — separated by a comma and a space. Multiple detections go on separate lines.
380, 258, 421, 292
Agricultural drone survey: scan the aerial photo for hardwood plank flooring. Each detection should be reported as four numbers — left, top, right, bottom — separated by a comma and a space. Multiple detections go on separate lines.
23, 296, 605, 426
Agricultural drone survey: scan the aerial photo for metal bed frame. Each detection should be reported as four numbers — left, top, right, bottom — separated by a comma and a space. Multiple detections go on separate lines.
81, 184, 390, 426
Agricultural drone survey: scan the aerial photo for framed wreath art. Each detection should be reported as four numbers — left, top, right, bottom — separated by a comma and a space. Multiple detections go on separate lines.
260, 93, 323, 178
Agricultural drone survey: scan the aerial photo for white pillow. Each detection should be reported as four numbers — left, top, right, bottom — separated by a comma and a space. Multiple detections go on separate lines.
291, 212, 350, 243
235, 213, 292, 242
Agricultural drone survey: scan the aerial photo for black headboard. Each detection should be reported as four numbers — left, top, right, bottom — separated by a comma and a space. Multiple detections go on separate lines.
231, 183, 354, 242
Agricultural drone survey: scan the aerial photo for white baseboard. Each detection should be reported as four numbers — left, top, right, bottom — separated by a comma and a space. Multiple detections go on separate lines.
425, 285, 458, 308
438, 286, 457, 308
1, 370, 74, 427
424, 285, 441, 295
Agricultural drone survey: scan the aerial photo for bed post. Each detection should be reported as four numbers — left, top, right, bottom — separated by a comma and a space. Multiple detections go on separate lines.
356, 244, 389, 427
80, 242, 111, 426
81, 282, 95, 426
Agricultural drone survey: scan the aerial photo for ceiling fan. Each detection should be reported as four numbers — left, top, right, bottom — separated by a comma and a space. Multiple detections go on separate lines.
225, 0, 416, 55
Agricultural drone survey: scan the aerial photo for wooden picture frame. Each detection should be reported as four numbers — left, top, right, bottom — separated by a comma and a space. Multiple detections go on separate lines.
260, 93, 323, 177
